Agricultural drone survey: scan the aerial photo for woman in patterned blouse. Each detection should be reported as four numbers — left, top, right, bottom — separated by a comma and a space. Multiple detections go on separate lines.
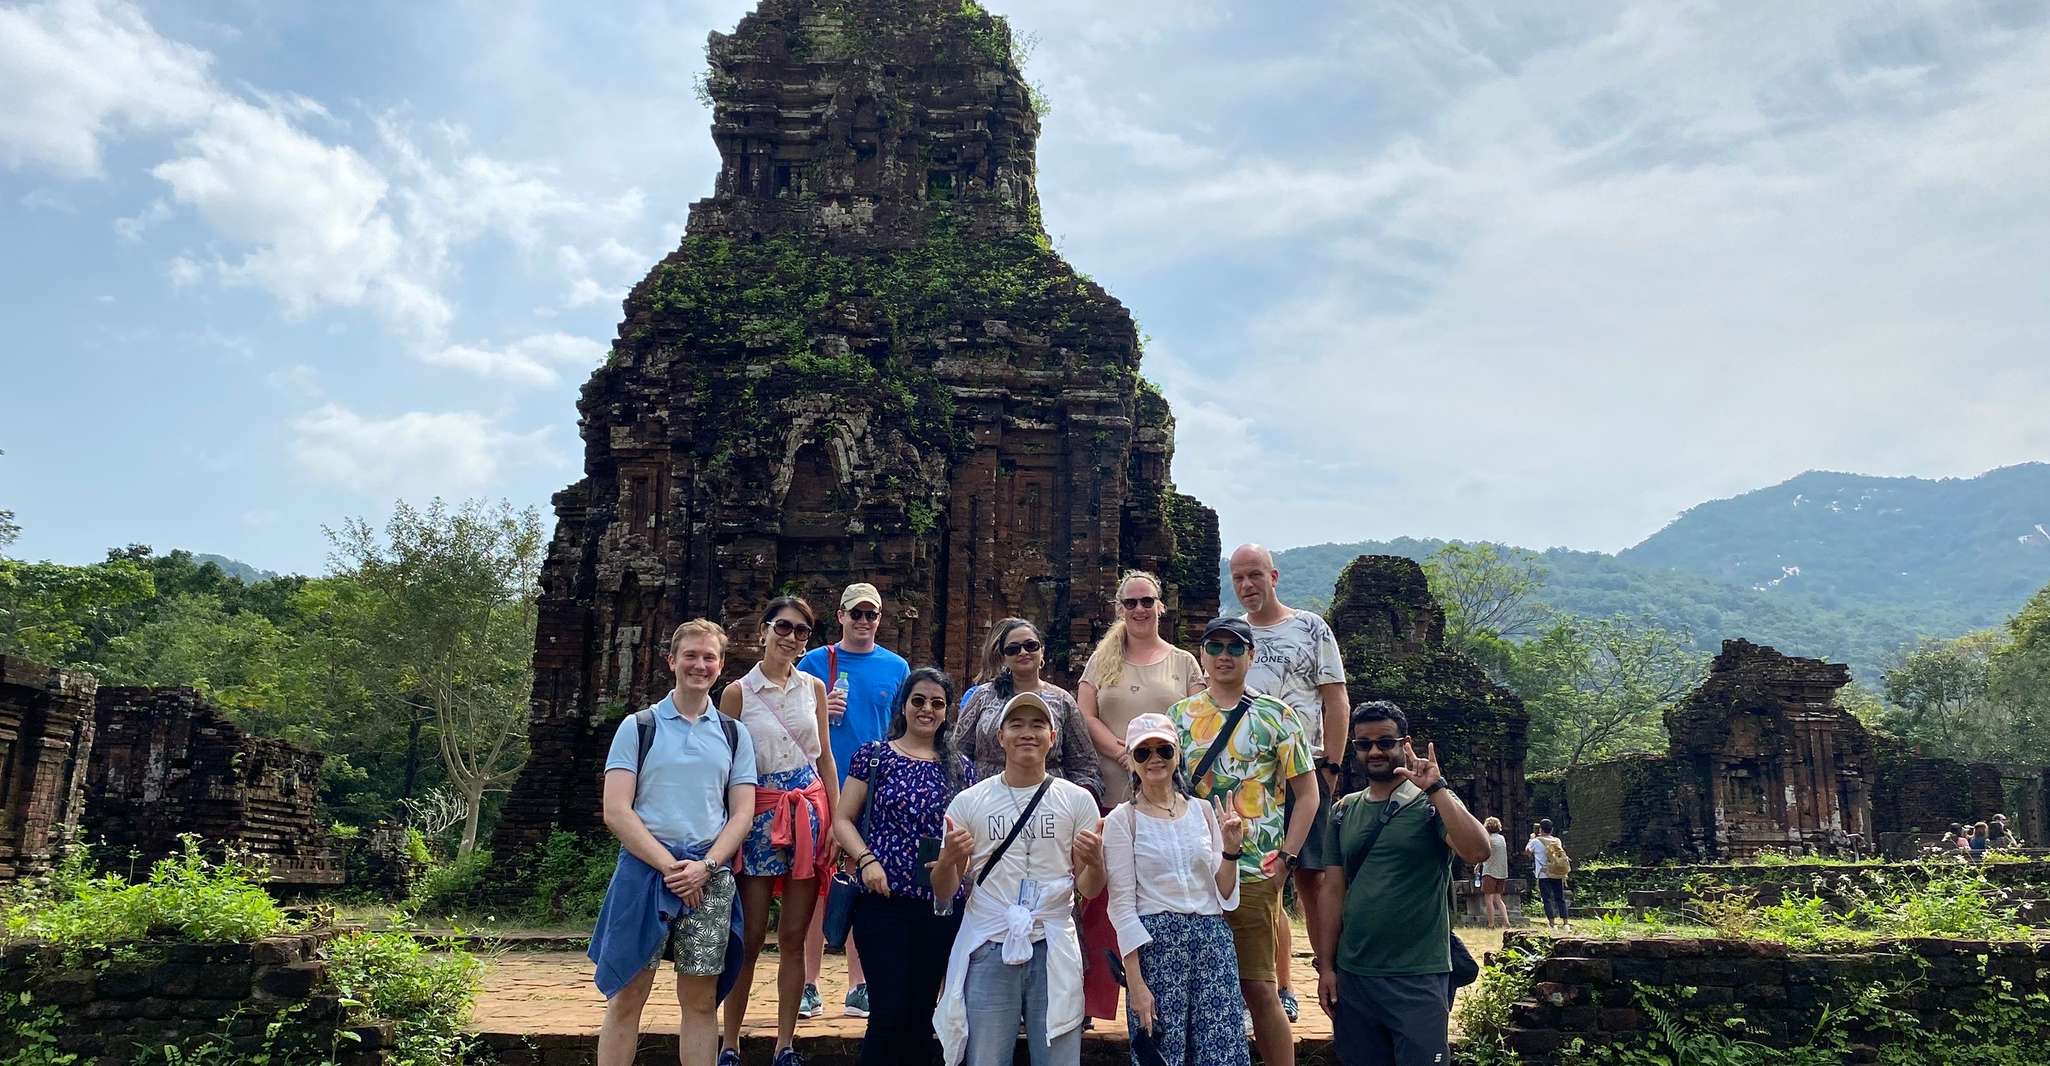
832, 667, 971, 1066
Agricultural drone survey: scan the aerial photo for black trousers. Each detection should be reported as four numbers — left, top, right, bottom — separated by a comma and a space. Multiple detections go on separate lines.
853, 892, 963, 1066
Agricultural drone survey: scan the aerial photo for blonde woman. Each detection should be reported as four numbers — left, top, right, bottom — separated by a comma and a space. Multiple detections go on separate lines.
1078, 571, 1203, 808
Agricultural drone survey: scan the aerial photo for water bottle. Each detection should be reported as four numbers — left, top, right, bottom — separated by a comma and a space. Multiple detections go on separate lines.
830, 672, 850, 725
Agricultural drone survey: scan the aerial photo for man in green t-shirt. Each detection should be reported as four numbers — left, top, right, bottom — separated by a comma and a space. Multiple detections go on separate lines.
1310, 702, 1490, 1066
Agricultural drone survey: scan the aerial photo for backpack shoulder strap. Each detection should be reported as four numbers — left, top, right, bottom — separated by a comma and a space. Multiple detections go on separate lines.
1188, 694, 1256, 790
633, 708, 657, 803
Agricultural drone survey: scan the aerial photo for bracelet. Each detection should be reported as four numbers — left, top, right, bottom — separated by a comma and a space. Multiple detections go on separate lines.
858, 855, 881, 870
1422, 781, 1448, 797
1222, 850, 1243, 861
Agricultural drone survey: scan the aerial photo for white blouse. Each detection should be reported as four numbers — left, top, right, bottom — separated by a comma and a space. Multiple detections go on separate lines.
1104, 799, 1240, 957
736, 664, 822, 775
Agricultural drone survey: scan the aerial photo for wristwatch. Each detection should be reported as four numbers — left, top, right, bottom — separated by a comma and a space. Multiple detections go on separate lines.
1282, 851, 1302, 871
1422, 781, 1447, 797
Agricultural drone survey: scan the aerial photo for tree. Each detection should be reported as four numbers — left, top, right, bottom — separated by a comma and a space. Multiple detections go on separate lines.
324, 499, 543, 855
1509, 616, 1707, 774
1423, 542, 1550, 662
1881, 630, 2008, 760
0, 557, 155, 664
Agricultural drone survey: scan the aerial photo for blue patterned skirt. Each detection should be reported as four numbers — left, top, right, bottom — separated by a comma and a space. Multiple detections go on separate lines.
740, 764, 822, 878
1129, 911, 1249, 1066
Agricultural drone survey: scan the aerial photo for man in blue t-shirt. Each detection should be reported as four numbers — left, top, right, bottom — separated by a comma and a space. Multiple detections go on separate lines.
794, 581, 909, 1020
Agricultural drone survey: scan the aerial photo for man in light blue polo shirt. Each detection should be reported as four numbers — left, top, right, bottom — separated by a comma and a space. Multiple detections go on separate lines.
593, 619, 758, 1066
795, 581, 908, 1019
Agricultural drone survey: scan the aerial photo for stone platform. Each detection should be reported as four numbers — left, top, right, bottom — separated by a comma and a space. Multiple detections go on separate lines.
468, 929, 1504, 1064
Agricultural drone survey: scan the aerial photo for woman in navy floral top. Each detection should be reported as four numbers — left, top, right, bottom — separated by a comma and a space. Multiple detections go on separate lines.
832, 667, 971, 1066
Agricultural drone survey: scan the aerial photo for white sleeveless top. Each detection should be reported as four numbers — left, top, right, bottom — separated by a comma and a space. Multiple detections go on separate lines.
736, 664, 822, 774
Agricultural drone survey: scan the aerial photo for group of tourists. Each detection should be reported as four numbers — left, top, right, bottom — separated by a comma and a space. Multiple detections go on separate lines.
1949, 814, 2024, 857
586, 545, 1496, 1066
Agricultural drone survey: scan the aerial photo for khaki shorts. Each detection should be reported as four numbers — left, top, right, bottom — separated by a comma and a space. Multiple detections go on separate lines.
646, 866, 736, 978
1223, 874, 1283, 984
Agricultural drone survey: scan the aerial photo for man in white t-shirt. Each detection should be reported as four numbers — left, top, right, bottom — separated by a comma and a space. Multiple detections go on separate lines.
931, 691, 1106, 1066
1229, 542, 1350, 1023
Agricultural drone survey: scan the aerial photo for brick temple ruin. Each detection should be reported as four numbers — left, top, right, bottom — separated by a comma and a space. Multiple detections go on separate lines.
0, 656, 96, 880
1326, 556, 1530, 847
1543, 638, 2050, 863
0, 658, 341, 887
494, 0, 1220, 855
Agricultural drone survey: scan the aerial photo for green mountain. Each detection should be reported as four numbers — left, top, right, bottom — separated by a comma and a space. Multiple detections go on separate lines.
1234, 464, 2050, 684
189, 553, 283, 585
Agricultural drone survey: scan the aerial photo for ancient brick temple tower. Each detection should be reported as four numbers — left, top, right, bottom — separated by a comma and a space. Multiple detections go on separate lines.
494, 0, 1220, 853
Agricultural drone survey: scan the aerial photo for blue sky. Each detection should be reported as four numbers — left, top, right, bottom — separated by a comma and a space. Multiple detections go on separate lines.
4, 0, 2049, 576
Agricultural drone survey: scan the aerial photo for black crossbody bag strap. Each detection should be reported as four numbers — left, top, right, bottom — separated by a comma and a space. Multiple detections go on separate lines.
1343, 790, 1428, 884
977, 778, 1053, 887
1188, 694, 1255, 789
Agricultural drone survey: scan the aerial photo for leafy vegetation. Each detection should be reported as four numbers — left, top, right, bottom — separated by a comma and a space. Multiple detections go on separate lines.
524, 831, 620, 923
1, 837, 287, 954
326, 929, 483, 1064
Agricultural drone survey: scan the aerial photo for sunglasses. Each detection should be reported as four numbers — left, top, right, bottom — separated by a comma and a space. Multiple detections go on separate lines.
1130, 742, 1177, 764
1002, 639, 1043, 657
846, 608, 880, 622
1121, 595, 1158, 611
1351, 736, 1407, 753
1202, 640, 1250, 658
905, 694, 947, 711
768, 618, 813, 638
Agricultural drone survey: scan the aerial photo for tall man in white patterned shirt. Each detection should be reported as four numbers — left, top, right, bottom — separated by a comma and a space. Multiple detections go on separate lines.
1229, 543, 1351, 1024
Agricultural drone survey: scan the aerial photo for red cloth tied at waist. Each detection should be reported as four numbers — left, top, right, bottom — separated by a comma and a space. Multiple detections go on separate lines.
740, 774, 832, 882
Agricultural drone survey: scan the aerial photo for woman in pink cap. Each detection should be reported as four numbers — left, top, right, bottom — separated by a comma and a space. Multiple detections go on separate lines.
1103, 713, 1248, 1066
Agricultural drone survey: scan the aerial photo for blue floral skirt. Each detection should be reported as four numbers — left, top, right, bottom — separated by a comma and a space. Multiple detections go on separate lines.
1129, 912, 1249, 1066
740, 764, 822, 878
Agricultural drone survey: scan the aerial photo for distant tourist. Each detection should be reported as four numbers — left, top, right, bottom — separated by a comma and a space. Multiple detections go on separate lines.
833, 668, 971, 1066
1228, 543, 1350, 1025
1950, 822, 1970, 852
1311, 701, 1493, 1066
1168, 616, 1318, 1066
1971, 821, 1991, 858
1104, 713, 1249, 1066
719, 598, 838, 1066
589, 620, 757, 1066
1526, 820, 1572, 931
1078, 569, 1204, 1024
931, 692, 1107, 1066
1990, 814, 2016, 848
796, 583, 910, 1019
1479, 817, 1511, 929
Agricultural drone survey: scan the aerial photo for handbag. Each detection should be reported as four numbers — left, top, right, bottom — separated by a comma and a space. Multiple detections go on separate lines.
1340, 787, 1481, 991
822, 745, 888, 951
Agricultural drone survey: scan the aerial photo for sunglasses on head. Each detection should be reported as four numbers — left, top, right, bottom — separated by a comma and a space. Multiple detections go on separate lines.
846, 608, 880, 622
768, 618, 813, 638
1202, 639, 1249, 658
1002, 639, 1043, 657
1351, 736, 1407, 753
1130, 742, 1177, 764
1121, 595, 1158, 611
905, 694, 947, 711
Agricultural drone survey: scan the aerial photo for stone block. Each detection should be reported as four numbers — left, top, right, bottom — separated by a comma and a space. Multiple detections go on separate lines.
256, 961, 324, 998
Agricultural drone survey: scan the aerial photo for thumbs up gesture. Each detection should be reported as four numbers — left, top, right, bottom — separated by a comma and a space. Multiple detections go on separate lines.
1072, 817, 1106, 871
939, 814, 975, 870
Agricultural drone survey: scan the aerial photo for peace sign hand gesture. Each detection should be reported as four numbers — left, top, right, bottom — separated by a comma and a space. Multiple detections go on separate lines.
1212, 794, 1246, 852
1392, 740, 1444, 792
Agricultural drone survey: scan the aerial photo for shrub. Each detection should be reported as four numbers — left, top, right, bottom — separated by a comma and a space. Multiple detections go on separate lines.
1, 836, 286, 952
407, 849, 495, 916
1455, 942, 1540, 1066
326, 929, 482, 1065
526, 831, 618, 923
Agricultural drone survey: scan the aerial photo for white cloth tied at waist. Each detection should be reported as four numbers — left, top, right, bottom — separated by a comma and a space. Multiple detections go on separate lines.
934, 874, 1081, 1066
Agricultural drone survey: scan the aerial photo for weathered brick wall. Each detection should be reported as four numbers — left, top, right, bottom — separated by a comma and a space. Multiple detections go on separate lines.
88, 687, 342, 886
1500, 931, 2050, 1061
1568, 858, 2050, 922
0, 931, 382, 1064
1871, 740, 2011, 850
0, 656, 96, 881
1560, 755, 1702, 865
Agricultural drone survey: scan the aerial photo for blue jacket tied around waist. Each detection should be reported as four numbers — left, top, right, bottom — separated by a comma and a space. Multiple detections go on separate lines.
588, 841, 745, 1001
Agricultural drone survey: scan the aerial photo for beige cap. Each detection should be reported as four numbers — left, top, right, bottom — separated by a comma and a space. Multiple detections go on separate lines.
1000, 690, 1053, 725
840, 582, 882, 610
1124, 713, 1177, 750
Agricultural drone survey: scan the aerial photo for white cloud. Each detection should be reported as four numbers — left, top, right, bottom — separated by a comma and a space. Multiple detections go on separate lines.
290, 403, 518, 497
112, 198, 170, 241
18, 187, 76, 212
166, 255, 204, 286
0, 0, 215, 175
422, 331, 607, 386
263, 364, 321, 399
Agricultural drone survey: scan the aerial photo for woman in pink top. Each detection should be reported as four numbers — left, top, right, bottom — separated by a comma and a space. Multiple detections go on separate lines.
718, 596, 838, 1066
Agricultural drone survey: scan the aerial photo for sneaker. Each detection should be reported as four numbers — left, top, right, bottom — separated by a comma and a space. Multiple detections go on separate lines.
798, 983, 823, 1019
719, 1049, 741, 1066
844, 982, 870, 1018
1244, 1006, 1254, 1036
1279, 987, 1301, 1023
773, 1049, 805, 1066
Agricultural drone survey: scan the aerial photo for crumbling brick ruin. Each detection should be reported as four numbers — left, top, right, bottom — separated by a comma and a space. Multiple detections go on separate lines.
1326, 555, 1529, 844
495, 0, 1220, 855
87, 687, 341, 886
0, 656, 96, 881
